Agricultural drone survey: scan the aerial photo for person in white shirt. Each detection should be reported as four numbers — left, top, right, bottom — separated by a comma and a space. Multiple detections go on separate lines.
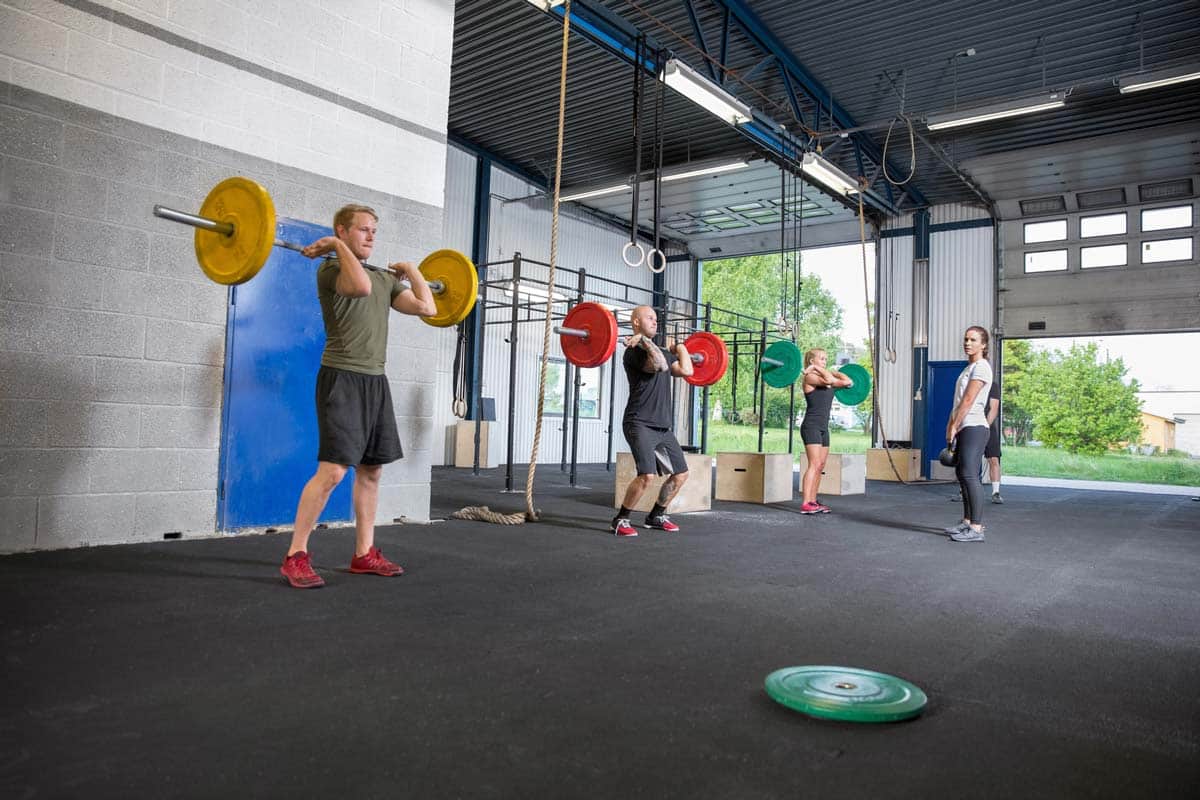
944, 326, 993, 543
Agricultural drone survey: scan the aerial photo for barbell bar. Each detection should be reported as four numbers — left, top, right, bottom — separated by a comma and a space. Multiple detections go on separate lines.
152, 176, 478, 328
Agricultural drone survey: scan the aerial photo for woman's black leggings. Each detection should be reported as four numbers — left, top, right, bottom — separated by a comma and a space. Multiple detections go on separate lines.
955, 425, 990, 524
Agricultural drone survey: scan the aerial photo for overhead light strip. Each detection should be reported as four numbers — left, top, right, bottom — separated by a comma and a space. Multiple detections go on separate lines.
800, 152, 858, 196
661, 58, 753, 126
925, 91, 1067, 130
1118, 64, 1200, 94
559, 184, 632, 202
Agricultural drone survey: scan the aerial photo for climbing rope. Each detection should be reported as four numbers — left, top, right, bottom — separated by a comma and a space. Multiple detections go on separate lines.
450, 1, 573, 524
857, 187, 923, 485
523, 0, 575, 521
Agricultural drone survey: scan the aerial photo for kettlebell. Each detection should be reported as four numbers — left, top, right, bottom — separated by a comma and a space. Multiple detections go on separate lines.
938, 443, 957, 468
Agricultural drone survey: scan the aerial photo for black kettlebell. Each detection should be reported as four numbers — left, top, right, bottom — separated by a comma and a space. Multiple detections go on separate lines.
938, 443, 957, 468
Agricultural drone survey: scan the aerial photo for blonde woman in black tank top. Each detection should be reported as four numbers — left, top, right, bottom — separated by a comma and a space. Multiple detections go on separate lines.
799, 348, 855, 514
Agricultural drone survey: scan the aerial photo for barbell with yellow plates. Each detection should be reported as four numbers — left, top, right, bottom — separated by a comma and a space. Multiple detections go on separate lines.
152, 176, 478, 328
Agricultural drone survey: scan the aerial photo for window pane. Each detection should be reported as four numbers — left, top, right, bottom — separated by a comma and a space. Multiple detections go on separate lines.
545, 361, 565, 415
578, 366, 602, 419
1142, 238, 1193, 263
1080, 213, 1126, 238
1081, 244, 1126, 269
1024, 250, 1068, 273
1023, 219, 1067, 244
1141, 205, 1193, 232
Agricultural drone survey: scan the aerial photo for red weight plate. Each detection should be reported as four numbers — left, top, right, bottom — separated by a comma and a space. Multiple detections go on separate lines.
560, 302, 617, 367
683, 331, 729, 387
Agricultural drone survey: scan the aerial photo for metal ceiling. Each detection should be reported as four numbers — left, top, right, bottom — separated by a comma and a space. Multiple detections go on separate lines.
448, 0, 1200, 240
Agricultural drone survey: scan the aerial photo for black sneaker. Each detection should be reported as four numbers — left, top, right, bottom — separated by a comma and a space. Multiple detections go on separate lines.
991, 493, 1004, 504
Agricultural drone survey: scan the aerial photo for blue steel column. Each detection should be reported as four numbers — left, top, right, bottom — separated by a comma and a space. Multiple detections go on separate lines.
466, 155, 491, 422
911, 208, 931, 476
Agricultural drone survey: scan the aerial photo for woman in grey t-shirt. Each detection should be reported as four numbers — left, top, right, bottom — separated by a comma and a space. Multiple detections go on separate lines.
944, 326, 993, 542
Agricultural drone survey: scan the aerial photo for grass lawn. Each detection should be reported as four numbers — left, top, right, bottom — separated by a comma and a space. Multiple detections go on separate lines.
703, 421, 1200, 487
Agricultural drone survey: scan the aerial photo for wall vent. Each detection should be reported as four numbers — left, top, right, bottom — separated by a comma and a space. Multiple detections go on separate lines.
1139, 178, 1193, 202
1019, 196, 1066, 216
1076, 187, 1126, 209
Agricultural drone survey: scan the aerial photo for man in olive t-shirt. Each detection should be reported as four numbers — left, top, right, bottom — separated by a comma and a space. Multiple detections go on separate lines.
279, 204, 436, 589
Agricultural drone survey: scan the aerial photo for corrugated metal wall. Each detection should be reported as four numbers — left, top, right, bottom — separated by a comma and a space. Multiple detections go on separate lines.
476, 167, 695, 467
929, 219, 996, 362
877, 229, 914, 441
433, 144, 479, 465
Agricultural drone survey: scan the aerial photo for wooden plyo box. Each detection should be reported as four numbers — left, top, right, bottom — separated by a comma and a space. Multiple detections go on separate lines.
614, 452, 712, 512
714, 452, 793, 504
447, 421, 491, 468
866, 448, 922, 481
796, 453, 866, 495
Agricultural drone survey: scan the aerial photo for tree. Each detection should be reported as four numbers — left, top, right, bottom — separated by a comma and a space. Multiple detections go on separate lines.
700, 254, 843, 424
1017, 342, 1143, 455
1000, 339, 1035, 445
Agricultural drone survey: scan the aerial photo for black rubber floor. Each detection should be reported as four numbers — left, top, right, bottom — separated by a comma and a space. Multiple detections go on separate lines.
2, 464, 1197, 799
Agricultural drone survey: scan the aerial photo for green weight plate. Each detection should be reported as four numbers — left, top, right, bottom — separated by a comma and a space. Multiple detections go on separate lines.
835, 363, 871, 406
764, 665, 927, 723
761, 340, 803, 388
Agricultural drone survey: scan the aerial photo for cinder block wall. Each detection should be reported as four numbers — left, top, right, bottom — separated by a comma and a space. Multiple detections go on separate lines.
0, 0, 454, 552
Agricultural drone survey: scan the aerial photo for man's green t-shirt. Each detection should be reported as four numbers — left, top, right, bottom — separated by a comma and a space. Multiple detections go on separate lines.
317, 258, 404, 375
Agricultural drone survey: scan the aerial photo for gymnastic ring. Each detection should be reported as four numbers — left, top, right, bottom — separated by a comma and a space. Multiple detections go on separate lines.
646, 248, 667, 273
622, 241, 646, 268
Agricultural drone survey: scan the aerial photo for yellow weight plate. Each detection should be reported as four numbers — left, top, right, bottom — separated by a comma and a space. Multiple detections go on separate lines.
195, 176, 276, 285
418, 249, 478, 328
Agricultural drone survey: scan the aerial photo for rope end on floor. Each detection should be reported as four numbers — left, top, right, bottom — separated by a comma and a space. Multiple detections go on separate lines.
450, 506, 527, 525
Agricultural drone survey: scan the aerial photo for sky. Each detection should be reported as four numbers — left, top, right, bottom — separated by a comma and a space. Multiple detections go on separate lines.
798, 244, 1198, 417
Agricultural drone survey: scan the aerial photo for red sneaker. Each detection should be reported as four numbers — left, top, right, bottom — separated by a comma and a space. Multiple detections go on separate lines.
612, 518, 638, 537
281, 551, 325, 589
349, 546, 404, 576
800, 501, 823, 515
815, 503, 832, 514
644, 515, 680, 532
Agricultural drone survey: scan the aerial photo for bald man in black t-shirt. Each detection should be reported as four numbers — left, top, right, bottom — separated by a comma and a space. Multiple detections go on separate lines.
612, 305, 694, 537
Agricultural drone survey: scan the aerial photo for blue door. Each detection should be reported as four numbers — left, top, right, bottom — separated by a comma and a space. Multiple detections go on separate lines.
217, 218, 353, 529
924, 360, 967, 478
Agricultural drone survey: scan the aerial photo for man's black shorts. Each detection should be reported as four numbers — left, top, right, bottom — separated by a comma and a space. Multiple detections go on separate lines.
623, 421, 688, 476
985, 420, 1002, 460
315, 365, 403, 466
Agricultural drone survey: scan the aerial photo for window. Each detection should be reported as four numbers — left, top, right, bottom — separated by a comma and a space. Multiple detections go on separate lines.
544, 357, 602, 419
1081, 244, 1126, 269
1080, 212, 1126, 238
1141, 205, 1193, 232
1023, 219, 1067, 244
1141, 238, 1193, 263
1024, 250, 1068, 273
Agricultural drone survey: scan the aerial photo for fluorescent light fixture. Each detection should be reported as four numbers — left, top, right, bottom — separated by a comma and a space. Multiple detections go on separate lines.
1118, 63, 1200, 93
925, 91, 1066, 130
524, 0, 566, 10
799, 152, 859, 196
501, 281, 569, 304
559, 183, 631, 202
661, 58, 753, 125
662, 160, 749, 182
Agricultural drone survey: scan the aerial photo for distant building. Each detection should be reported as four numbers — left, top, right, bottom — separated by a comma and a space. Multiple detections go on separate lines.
1138, 412, 1178, 454
1173, 413, 1200, 457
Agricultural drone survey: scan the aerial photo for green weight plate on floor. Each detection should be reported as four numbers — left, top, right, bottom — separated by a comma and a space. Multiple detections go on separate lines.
835, 363, 871, 405
764, 666, 927, 723
761, 340, 802, 388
